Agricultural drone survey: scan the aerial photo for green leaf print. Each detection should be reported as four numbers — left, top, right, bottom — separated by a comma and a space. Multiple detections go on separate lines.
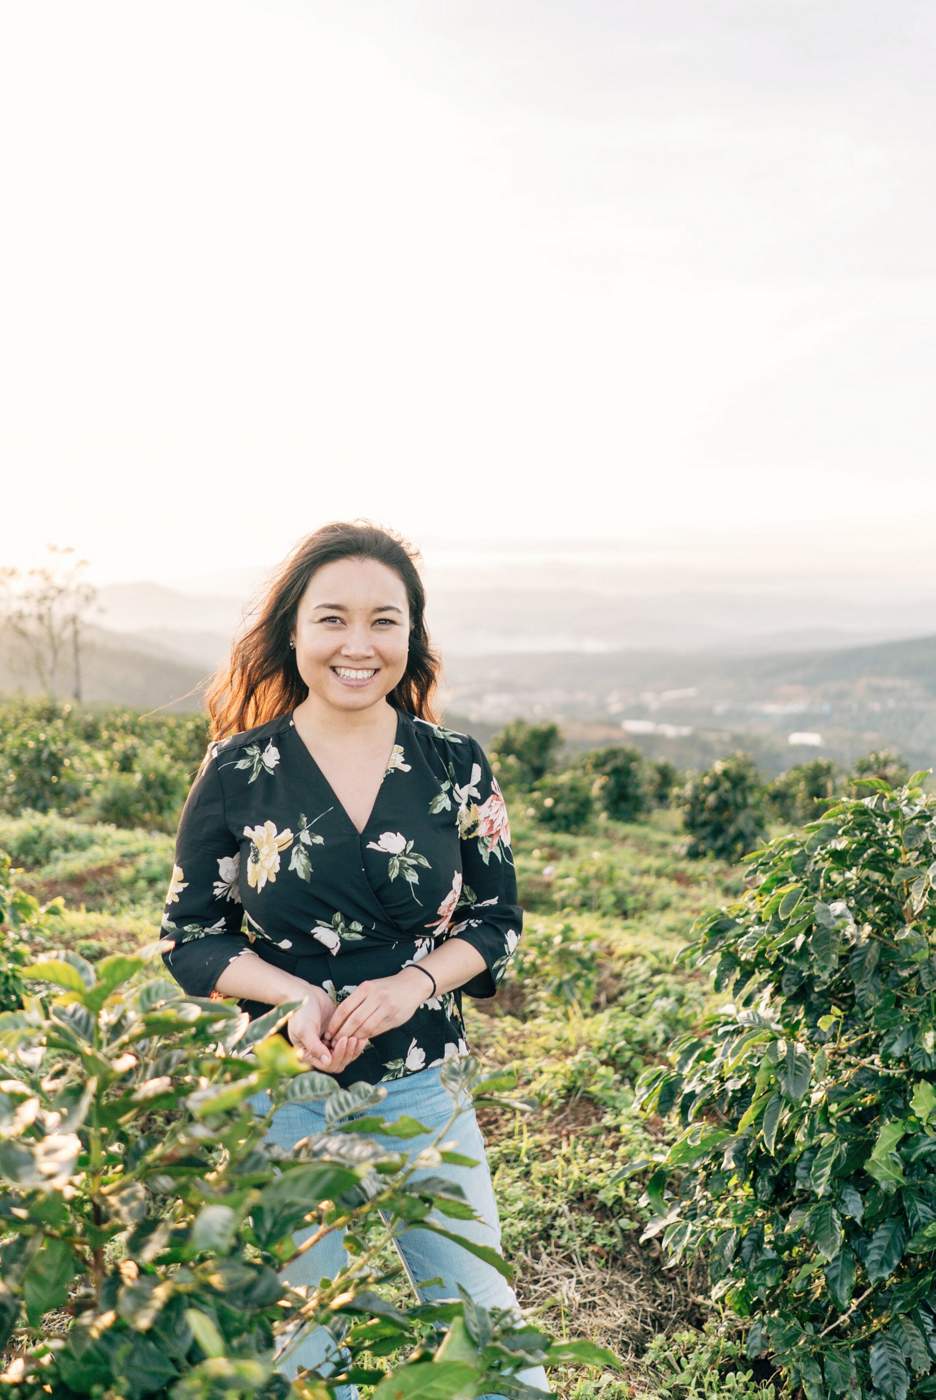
288, 811, 328, 881
220, 738, 281, 783
367, 833, 432, 907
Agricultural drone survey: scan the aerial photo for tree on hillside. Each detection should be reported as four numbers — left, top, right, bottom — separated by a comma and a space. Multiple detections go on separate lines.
767, 757, 841, 824
579, 744, 650, 822
680, 752, 768, 861
490, 719, 562, 789
0, 545, 101, 701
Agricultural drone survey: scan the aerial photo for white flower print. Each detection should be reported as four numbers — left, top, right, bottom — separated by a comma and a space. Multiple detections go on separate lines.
223, 738, 280, 784
452, 762, 482, 811
427, 1038, 470, 1070
405, 1038, 426, 1071
213, 853, 241, 903
166, 864, 188, 904
243, 821, 294, 893
425, 870, 463, 937
412, 717, 467, 743
367, 831, 408, 856
311, 924, 341, 955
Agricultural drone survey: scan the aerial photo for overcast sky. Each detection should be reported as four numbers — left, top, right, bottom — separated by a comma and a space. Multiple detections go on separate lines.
3, 1, 934, 586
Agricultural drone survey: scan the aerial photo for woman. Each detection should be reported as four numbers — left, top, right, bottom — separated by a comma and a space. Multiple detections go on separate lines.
159, 520, 552, 1399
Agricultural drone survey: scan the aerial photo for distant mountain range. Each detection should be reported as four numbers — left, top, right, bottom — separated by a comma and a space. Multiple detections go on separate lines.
2, 572, 934, 775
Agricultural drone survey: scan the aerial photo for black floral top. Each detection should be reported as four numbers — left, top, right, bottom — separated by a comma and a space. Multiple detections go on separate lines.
159, 706, 521, 1088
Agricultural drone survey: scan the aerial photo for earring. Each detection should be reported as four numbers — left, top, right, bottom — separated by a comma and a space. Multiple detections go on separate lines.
289, 641, 295, 649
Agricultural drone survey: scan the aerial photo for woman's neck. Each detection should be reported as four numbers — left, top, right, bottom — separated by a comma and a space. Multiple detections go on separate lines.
293, 693, 396, 742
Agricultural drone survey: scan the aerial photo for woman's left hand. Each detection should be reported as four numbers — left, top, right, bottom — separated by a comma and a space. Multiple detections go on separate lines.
323, 972, 427, 1046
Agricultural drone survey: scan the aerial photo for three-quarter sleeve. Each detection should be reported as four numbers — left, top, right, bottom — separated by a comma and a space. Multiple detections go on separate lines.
160, 744, 251, 1000
447, 735, 522, 999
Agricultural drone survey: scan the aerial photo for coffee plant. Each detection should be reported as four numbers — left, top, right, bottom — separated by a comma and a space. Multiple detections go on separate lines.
0, 950, 616, 1397
0, 849, 63, 1012
680, 754, 767, 862
767, 759, 841, 826
647, 759, 682, 809
528, 770, 594, 834
490, 721, 563, 790
636, 772, 936, 1399
579, 746, 650, 824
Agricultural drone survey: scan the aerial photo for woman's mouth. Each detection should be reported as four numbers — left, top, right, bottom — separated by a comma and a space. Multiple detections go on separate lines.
331, 666, 379, 688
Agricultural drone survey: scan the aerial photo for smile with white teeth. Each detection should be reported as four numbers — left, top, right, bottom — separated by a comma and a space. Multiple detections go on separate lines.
332, 667, 377, 679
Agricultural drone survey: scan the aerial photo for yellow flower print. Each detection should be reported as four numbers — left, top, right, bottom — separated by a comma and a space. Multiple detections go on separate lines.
243, 820, 294, 893
386, 743, 411, 774
166, 864, 188, 904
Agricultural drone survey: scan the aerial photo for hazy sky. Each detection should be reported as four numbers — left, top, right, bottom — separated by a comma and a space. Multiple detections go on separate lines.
3, 1, 934, 586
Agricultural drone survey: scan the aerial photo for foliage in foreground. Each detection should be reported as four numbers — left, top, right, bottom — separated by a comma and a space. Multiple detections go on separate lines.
0, 952, 620, 1398
637, 773, 936, 1399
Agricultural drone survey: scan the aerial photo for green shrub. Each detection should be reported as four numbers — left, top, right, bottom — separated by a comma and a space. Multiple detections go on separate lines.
549, 851, 635, 917
0, 718, 92, 815
0, 849, 64, 1011
636, 771, 936, 1400
80, 741, 190, 833
641, 1318, 782, 1398
580, 746, 650, 823
490, 720, 562, 788
513, 918, 607, 1006
0, 810, 112, 870
528, 769, 595, 833
0, 954, 617, 1396
680, 754, 767, 862
647, 760, 682, 808
767, 759, 841, 826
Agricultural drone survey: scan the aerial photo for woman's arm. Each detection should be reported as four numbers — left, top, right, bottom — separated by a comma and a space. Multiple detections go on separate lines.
213, 947, 367, 1072
394, 937, 488, 998
212, 947, 332, 1012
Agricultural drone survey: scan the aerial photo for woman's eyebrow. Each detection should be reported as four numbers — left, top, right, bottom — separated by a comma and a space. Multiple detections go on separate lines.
312, 603, 404, 613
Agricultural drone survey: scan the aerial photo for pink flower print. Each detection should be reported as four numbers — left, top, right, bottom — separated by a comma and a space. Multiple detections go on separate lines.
426, 870, 463, 937
475, 778, 511, 851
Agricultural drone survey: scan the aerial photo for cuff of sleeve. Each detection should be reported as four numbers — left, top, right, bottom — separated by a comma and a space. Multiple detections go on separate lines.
162, 933, 252, 1000
447, 930, 501, 1000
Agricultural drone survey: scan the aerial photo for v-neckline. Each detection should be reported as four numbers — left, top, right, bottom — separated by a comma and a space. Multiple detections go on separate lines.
288, 705, 404, 839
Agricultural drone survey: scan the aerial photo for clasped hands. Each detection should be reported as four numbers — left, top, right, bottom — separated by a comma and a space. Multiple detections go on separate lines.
285, 972, 427, 1075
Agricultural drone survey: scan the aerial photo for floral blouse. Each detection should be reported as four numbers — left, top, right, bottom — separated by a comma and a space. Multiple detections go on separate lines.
159, 706, 521, 1088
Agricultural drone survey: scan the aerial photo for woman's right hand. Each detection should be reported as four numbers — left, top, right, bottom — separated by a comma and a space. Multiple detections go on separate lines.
286, 985, 368, 1075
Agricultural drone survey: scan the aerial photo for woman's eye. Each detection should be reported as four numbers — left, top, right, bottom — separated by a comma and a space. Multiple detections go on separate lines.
320, 617, 396, 625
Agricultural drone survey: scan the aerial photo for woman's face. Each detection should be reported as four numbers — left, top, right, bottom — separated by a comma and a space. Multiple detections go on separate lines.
290, 556, 411, 712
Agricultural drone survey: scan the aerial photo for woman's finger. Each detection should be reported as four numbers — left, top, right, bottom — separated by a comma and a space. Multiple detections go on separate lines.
327, 987, 371, 1039
300, 1037, 332, 1067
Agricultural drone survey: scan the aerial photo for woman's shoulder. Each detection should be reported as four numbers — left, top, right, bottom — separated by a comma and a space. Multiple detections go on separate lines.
404, 711, 482, 767
205, 713, 291, 763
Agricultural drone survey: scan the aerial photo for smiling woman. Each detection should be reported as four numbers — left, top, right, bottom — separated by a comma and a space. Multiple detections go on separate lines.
157, 519, 551, 1398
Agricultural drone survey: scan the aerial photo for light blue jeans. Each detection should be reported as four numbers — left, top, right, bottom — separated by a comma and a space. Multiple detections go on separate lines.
247, 1063, 552, 1400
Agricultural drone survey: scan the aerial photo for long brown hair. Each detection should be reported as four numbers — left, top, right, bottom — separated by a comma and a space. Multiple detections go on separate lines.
203, 520, 443, 740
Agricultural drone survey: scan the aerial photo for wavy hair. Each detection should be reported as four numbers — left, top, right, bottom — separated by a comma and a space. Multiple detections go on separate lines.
202, 520, 442, 741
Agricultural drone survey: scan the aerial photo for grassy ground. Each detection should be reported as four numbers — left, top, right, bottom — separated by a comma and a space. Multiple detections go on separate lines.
0, 802, 779, 1397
